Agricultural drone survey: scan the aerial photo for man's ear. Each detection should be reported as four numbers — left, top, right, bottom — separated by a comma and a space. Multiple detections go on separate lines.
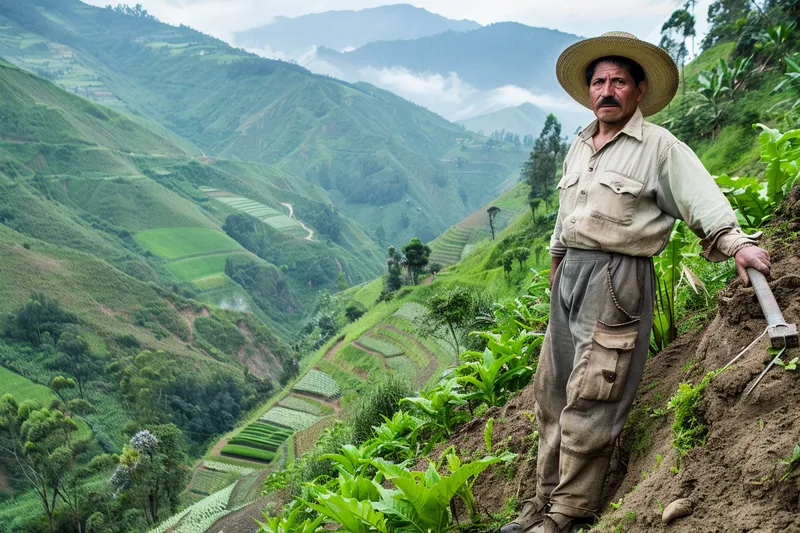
636, 80, 648, 103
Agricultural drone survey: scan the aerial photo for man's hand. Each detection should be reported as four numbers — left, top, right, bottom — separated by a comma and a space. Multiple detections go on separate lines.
734, 245, 771, 286
550, 256, 564, 289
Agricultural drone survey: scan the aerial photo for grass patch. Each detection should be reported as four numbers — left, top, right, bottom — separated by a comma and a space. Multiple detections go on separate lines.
0, 365, 55, 406
166, 252, 249, 281
134, 227, 242, 259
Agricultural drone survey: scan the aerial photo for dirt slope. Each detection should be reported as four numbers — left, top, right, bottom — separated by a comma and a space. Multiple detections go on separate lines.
444, 186, 800, 532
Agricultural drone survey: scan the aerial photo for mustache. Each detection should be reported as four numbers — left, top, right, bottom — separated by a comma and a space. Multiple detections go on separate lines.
597, 96, 621, 107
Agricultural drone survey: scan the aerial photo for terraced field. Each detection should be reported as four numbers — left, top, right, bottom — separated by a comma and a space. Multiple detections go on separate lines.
134, 227, 252, 287
206, 191, 310, 239
218, 369, 341, 464
428, 184, 528, 267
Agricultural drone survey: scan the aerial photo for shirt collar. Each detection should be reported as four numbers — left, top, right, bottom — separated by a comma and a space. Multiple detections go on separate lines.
578, 107, 645, 144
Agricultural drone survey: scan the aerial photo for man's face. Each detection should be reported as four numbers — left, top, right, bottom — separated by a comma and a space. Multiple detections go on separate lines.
589, 61, 647, 125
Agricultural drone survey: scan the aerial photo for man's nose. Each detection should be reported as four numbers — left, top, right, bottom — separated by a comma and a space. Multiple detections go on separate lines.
600, 79, 614, 96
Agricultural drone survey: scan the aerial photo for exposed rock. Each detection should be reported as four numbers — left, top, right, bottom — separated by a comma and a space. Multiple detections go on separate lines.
662, 498, 694, 525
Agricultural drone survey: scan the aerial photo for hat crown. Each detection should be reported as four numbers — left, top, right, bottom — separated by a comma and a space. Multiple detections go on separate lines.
600, 31, 638, 40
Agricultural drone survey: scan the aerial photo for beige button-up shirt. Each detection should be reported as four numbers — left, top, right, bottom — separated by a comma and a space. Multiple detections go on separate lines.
550, 108, 757, 261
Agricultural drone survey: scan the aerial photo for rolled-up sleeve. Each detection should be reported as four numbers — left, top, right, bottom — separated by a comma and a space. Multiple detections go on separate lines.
656, 141, 760, 261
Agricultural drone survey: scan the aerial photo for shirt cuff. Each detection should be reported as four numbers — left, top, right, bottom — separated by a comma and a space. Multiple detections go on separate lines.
549, 238, 567, 258
700, 226, 762, 261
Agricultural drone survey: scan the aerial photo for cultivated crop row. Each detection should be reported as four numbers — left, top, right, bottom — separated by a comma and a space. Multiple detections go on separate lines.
147, 482, 236, 533
221, 421, 292, 463
292, 369, 341, 398
392, 302, 426, 322
278, 396, 324, 416
203, 460, 256, 476
259, 406, 319, 431
357, 336, 404, 357
221, 444, 276, 462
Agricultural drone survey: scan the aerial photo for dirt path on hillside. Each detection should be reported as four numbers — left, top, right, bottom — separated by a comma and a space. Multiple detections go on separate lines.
280, 202, 314, 241
323, 338, 346, 362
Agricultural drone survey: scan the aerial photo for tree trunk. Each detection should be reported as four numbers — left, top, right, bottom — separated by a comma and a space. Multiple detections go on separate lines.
448, 323, 460, 360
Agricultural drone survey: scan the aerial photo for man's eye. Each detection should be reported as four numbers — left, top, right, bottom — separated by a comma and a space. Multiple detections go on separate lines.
613, 80, 625, 87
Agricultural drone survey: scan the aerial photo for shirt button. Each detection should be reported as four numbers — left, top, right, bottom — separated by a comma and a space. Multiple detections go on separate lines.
588, 166, 594, 172
580, 190, 586, 195
571, 217, 577, 223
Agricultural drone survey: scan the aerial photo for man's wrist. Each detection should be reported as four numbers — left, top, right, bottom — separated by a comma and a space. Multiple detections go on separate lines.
731, 241, 756, 258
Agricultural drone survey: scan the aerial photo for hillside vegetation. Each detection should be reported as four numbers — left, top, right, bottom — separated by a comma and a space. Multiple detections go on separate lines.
0, 0, 528, 245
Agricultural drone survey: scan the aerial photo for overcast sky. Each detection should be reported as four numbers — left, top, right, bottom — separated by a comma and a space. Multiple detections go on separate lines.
83, 0, 712, 47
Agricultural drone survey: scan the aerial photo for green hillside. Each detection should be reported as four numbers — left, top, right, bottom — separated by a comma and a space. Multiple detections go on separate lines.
0, 0, 528, 245
0, 56, 384, 337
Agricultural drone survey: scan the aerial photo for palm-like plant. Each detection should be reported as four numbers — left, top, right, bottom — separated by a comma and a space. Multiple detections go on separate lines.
400, 378, 468, 441
455, 331, 537, 407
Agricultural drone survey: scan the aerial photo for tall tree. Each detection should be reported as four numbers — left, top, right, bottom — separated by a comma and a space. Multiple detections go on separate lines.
416, 286, 477, 358
521, 114, 565, 210
487, 206, 501, 240
0, 394, 88, 533
55, 330, 98, 399
402, 237, 431, 285
660, 8, 696, 93
110, 426, 189, 526
385, 245, 404, 292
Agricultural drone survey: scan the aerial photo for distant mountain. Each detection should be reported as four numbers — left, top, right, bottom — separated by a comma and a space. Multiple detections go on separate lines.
459, 103, 591, 139
314, 22, 580, 94
234, 4, 480, 57
458, 102, 549, 137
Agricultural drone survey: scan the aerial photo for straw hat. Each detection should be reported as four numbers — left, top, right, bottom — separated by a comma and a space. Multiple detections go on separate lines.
556, 31, 679, 117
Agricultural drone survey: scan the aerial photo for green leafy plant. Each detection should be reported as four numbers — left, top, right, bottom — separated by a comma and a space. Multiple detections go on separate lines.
779, 442, 800, 482
400, 378, 469, 441
364, 411, 423, 462
367, 449, 516, 532
667, 370, 722, 457
776, 357, 799, 371
456, 331, 536, 407
256, 504, 324, 533
484, 417, 494, 453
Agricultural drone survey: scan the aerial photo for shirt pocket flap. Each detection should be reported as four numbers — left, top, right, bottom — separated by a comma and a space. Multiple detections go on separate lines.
593, 329, 637, 351
598, 172, 644, 197
557, 172, 579, 189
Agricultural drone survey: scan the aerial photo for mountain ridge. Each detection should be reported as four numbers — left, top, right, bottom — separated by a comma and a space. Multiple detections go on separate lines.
234, 4, 481, 56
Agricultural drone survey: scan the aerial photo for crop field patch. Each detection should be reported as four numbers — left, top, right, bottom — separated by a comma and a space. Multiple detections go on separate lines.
166, 252, 249, 281
278, 396, 325, 416
212, 195, 308, 236
189, 469, 233, 496
357, 336, 404, 357
0, 366, 55, 406
259, 406, 319, 431
134, 227, 242, 259
292, 369, 341, 399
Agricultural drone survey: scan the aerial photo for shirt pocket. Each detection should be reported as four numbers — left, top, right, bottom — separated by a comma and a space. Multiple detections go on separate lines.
590, 171, 644, 226
557, 172, 580, 215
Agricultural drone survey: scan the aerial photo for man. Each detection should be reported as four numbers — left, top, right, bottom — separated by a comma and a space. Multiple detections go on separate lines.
500, 32, 771, 533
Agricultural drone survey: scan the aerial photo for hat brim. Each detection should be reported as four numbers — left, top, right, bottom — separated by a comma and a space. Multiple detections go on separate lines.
556, 35, 679, 117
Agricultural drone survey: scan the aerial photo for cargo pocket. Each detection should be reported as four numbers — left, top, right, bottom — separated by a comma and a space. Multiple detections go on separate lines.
590, 172, 644, 226
579, 322, 638, 402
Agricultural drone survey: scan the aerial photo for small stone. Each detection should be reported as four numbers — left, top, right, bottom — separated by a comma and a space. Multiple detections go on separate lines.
662, 498, 693, 524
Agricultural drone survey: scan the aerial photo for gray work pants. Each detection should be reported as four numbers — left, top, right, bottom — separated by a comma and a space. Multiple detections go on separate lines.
533, 249, 654, 518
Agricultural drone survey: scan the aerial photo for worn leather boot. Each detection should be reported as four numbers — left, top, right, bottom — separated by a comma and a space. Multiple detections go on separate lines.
541, 512, 594, 533
498, 497, 550, 533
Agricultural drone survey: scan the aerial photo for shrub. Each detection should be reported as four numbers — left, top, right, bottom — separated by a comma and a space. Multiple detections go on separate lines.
348, 374, 413, 443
